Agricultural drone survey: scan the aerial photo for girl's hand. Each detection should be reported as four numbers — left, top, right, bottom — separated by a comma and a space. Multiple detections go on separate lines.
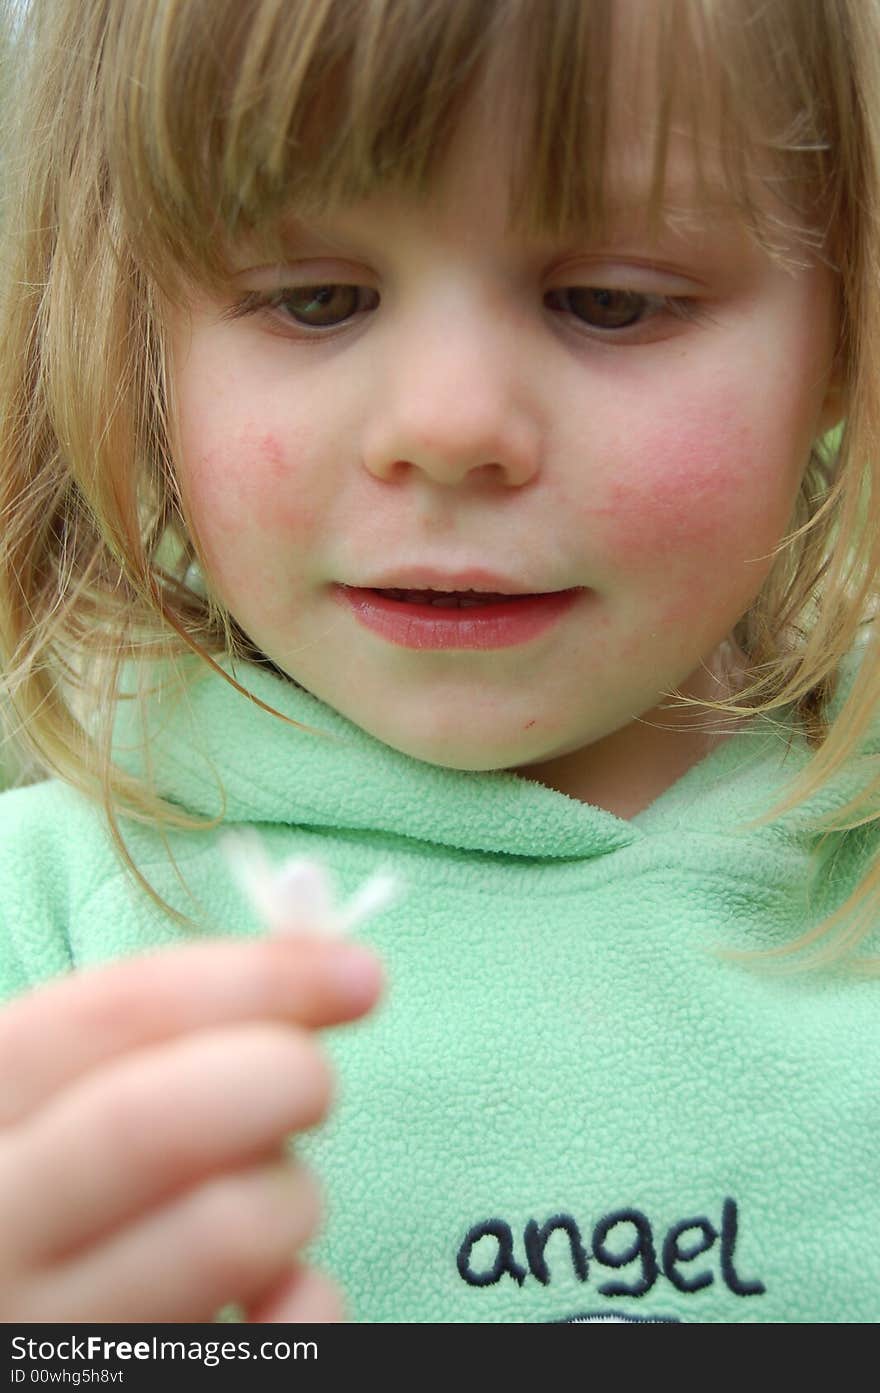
0, 936, 382, 1321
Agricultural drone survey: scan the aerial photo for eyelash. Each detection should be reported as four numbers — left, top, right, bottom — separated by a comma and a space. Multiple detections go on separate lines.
223, 284, 711, 339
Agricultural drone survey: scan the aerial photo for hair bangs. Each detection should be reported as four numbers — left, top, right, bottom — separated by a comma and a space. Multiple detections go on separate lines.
502, 0, 849, 258
90, 0, 851, 293
106, 0, 496, 286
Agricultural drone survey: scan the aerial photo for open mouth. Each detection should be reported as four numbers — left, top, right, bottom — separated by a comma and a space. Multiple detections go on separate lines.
371, 588, 540, 608
335, 583, 583, 649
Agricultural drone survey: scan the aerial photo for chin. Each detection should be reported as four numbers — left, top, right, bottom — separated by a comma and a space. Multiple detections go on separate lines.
358, 712, 562, 773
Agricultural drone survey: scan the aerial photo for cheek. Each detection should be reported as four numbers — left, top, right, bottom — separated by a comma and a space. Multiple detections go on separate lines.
180, 423, 322, 554
556, 384, 812, 654
569, 394, 801, 580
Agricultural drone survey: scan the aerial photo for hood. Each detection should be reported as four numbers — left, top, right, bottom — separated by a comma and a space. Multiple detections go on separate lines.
110, 649, 872, 862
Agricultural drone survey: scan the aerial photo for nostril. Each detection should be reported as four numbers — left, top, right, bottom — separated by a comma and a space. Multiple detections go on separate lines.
361, 416, 540, 487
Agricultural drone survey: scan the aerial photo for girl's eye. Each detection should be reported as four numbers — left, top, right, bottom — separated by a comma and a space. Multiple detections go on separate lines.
273, 284, 379, 327
228, 284, 380, 331
544, 286, 691, 333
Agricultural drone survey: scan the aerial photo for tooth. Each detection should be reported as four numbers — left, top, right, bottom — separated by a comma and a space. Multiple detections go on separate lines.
377, 588, 525, 607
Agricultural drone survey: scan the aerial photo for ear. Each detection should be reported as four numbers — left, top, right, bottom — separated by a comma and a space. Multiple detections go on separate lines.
817, 390, 844, 440
816, 360, 846, 441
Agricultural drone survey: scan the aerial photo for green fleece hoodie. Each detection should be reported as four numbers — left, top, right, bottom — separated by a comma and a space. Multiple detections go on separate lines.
0, 653, 878, 1323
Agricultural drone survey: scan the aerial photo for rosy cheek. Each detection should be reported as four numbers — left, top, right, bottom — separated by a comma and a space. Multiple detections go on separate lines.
559, 398, 805, 659
571, 407, 787, 577
184, 424, 321, 548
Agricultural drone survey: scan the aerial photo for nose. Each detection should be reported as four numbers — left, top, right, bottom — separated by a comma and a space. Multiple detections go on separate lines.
360, 299, 541, 489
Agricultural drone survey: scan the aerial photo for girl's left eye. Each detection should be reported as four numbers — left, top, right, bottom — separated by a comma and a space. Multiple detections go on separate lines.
544, 286, 698, 333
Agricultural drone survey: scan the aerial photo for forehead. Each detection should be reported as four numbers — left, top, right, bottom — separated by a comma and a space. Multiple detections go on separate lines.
131, 0, 837, 290
437, 79, 743, 213
260, 60, 795, 272
303, 11, 816, 260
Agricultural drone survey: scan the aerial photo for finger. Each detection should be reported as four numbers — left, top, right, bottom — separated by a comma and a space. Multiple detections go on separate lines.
7, 1161, 321, 1323
0, 935, 382, 1126
4, 1022, 332, 1261
246, 1265, 346, 1323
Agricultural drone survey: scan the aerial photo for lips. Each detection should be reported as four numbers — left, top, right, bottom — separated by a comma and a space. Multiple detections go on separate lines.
333, 582, 584, 649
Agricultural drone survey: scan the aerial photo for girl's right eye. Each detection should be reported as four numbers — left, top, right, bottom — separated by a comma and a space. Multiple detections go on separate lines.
272, 284, 380, 328
228, 285, 380, 331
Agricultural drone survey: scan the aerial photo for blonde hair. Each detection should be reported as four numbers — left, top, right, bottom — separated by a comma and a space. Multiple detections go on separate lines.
1, 0, 880, 962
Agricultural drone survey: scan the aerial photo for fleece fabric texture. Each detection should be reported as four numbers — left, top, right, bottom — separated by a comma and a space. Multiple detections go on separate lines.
0, 653, 879, 1324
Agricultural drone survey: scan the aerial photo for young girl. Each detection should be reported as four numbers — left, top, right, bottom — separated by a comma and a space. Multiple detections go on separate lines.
0, 0, 878, 1324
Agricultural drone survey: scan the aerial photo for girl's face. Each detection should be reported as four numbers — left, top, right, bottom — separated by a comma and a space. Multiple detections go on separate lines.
168, 84, 840, 816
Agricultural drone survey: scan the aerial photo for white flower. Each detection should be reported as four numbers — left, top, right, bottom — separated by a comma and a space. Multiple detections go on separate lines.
222, 830, 402, 937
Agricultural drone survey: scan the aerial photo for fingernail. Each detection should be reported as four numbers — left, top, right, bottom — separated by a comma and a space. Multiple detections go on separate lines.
330, 942, 384, 1006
